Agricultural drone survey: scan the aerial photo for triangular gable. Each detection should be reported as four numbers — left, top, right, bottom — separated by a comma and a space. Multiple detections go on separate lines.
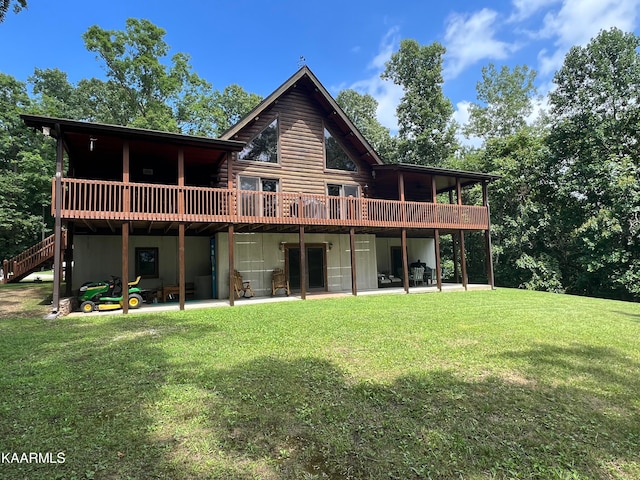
219, 66, 384, 166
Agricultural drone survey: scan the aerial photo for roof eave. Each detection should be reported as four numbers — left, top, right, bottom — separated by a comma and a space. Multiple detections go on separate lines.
21, 114, 246, 151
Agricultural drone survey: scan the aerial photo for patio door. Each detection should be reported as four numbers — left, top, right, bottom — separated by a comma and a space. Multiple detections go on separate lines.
391, 246, 404, 278
286, 245, 326, 291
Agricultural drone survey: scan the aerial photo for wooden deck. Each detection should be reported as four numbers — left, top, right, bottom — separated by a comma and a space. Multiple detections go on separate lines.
54, 178, 490, 230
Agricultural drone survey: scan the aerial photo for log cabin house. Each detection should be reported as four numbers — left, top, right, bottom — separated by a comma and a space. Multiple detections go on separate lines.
14, 66, 499, 315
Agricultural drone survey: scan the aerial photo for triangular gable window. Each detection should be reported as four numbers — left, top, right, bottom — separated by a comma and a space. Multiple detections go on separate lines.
325, 127, 357, 171
239, 119, 278, 163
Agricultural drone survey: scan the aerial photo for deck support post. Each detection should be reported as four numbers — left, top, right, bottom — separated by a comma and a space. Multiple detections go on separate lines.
122, 222, 129, 314
178, 148, 185, 310
459, 230, 468, 290
299, 225, 306, 300
482, 181, 495, 289
449, 191, 459, 283
178, 224, 185, 310
350, 227, 357, 296
401, 228, 409, 293
228, 224, 235, 306
121, 141, 130, 314
434, 229, 442, 291
49, 124, 64, 318
64, 224, 74, 297
431, 176, 442, 291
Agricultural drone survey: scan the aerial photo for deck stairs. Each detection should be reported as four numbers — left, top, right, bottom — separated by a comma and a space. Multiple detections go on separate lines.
2, 232, 66, 284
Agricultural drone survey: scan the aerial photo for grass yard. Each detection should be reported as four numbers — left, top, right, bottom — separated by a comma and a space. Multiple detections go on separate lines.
1, 286, 639, 479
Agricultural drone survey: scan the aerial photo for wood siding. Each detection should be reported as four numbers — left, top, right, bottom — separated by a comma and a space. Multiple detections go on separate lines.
220, 87, 373, 195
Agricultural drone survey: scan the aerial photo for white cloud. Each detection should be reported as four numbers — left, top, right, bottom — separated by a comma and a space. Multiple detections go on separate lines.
348, 27, 404, 134
443, 9, 519, 79
369, 27, 399, 70
537, 0, 640, 75
509, 0, 562, 22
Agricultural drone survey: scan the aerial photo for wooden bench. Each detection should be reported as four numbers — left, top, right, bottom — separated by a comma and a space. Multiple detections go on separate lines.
161, 283, 195, 302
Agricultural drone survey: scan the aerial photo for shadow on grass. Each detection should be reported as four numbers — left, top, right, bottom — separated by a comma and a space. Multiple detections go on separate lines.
0, 316, 244, 480
610, 310, 640, 321
2, 316, 639, 479
189, 347, 640, 479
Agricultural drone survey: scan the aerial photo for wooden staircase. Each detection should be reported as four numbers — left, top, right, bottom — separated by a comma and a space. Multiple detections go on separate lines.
2, 232, 66, 284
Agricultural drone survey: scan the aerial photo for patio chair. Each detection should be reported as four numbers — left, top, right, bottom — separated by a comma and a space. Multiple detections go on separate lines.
233, 270, 255, 298
271, 268, 290, 296
410, 267, 425, 287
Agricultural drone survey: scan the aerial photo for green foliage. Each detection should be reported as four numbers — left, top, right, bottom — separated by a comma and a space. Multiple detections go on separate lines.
335, 89, 397, 162
211, 84, 262, 136
0, 0, 26, 22
0, 73, 54, 261
464, 63, 538, 141
458, 127, 567, 293
80, 18, 213, 134
382, 39, 458, 165
548, 28, 640, 299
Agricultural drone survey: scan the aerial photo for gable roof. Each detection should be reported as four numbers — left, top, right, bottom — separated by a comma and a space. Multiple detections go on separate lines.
219, 66, 385, 166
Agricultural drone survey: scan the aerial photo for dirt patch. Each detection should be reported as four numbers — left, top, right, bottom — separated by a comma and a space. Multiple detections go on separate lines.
0, 283, 53, 320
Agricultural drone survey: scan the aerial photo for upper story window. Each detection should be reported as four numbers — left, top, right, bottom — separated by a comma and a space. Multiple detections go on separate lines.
238, 175, 280, 217
327, 184, 359, 197
239, 119, 279, 163
324, 127, 357, 172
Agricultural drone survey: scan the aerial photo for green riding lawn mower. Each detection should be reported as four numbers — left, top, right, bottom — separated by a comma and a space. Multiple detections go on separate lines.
78, 275, 143, 313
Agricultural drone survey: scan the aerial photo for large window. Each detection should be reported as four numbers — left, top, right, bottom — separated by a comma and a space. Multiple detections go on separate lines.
324, 127, 356, 171
239, 119, 279, 163
238, 175, 280, 217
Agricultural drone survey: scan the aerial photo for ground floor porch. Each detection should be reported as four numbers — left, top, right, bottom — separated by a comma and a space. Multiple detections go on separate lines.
54, 215, 494, 315
67, 282, 493, 317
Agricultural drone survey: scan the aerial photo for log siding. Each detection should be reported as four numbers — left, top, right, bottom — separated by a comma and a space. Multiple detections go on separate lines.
221, 88, 373, 197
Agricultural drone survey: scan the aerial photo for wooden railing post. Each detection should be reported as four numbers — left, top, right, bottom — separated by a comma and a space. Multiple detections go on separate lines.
299, 193, 305, 221
2, 259, 8, 284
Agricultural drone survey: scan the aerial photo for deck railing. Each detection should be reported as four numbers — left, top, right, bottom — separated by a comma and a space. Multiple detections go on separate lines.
54, 178, 489, 230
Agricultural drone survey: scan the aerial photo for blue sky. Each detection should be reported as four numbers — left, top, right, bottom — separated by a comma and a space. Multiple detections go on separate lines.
2, 0, 640, 136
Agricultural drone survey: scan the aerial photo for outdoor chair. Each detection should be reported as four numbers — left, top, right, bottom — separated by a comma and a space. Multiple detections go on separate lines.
424, 266, 434, 284
410, 267, 425, 287
233, 270, 255, 298
271, 268, 290, 296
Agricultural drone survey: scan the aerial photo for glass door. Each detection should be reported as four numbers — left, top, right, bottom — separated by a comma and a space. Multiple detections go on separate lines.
286, 245, 326, 291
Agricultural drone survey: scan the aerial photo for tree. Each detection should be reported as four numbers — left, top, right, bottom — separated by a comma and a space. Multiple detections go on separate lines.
0, 0, 26, 23
464, 64, 538, 141
382, 39, 457, 166
211, 84, 263, 137
477, 128, 566, 292
81, 18, 219, 135
548, 27, 640, 299
335, 89, 396, 162
0, 73, 54, 262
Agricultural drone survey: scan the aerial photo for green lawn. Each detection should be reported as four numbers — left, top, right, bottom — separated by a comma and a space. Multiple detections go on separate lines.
1, 287, 639, 479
